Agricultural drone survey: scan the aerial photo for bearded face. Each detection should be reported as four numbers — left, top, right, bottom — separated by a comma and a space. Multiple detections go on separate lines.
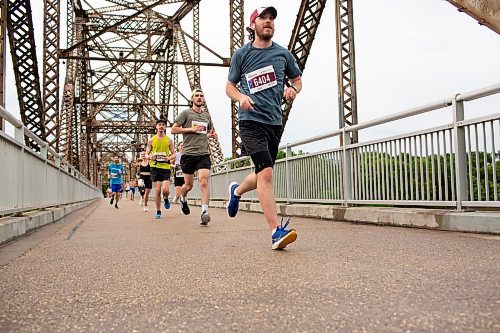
192, 92, 205, 107
252, 13, 275, 41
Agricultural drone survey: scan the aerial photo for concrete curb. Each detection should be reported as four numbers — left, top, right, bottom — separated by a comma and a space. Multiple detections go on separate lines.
0, 199, 99, 245
189, 200, 500, 234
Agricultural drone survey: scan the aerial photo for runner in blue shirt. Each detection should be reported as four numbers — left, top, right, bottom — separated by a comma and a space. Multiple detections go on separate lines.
108, 155, 125, 209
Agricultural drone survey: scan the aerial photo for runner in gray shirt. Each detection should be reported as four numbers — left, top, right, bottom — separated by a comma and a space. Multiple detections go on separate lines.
171, 88, 218, 226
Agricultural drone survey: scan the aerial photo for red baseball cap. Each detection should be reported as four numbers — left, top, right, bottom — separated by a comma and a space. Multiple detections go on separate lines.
249, 6, 277, 25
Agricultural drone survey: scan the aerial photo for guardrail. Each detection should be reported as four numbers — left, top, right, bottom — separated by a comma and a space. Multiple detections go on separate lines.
196, 83, 500, 210
0, 106, 103, 216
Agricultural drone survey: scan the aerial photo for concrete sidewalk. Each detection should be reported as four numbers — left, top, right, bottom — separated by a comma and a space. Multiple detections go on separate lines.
0, 198, 499, 332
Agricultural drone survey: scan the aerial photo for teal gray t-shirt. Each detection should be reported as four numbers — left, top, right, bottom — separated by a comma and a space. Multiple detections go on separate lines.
227, 42, 302, 126
108, 163, 125, 185
174, 108, 213, 156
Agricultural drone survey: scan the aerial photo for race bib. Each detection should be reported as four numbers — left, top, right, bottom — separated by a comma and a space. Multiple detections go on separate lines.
154, 152, 167, 162
245, 65, 277, 94
110, 168, 119, 178
192, 120, 208, 134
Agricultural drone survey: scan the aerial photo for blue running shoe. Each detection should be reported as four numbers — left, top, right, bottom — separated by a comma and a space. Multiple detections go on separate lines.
227, 182, 241, 218
272, 217, 297, 250
164, 198, 170, 209
155, 211, 161, 219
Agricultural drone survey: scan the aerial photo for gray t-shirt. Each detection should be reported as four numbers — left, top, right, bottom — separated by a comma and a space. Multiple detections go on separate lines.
175, 108, 213, 156
228, 42, 302, 126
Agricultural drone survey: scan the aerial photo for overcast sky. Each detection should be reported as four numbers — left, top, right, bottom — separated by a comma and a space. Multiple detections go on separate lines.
4, 0, 500, 157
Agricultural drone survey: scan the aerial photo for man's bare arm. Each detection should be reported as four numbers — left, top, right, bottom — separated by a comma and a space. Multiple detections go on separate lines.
226, 81, 254, 111
168, 138, 176, 162
284, 76, 302, 101
145, 138, 153, 159
171, 122, 198, 134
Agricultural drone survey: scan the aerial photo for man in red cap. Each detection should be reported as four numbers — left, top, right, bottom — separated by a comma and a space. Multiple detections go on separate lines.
226, 6, 302, 250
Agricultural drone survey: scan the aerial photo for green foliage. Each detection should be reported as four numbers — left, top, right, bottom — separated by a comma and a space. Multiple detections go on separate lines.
276, 149, 306, 160
356, 150, 499, 201
101, 184, 108, 196
223, 148, 499, 202
223, 156, 251, 169
466, 151, 500, 200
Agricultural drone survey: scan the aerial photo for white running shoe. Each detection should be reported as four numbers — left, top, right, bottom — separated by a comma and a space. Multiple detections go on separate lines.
144, 206, 148, 212
200, 211, 211, 226
173, 196, 179, 203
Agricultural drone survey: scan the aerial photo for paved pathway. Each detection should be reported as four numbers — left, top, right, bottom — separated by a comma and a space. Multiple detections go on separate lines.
0, 198, 499, 332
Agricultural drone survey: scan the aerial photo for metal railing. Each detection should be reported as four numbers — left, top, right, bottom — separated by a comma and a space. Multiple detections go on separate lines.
193, 83, 500, 210
0, 106, 102, 216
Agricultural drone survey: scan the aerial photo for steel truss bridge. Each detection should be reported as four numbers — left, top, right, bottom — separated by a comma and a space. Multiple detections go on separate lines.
0, 0, 498, 187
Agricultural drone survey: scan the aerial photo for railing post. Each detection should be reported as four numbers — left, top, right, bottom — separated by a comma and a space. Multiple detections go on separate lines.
55, 153, 62, 167
14, 124, 24, 143
225, 161, 230, 200
40, 142, 48, 159
452, 94, 468, 211
285, 145, 292, 204
57, 155, 62, 205
342, 129, 352, 206
19, 137, 24, 211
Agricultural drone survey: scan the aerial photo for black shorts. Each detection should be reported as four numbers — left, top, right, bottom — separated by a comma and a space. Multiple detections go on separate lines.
239, 120, 282, 174
174, 176, 185, 187
173, 166, 185, 186
150, 167, 171, 182
180, 154, 211, 175
139, 175, 153, 189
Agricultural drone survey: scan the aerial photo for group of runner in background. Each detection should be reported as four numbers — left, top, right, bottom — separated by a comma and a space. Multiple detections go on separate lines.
107, 88, 216, 226
106, 6, 299, 249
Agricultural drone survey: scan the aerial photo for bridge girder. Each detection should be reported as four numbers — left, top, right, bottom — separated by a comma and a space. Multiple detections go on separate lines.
59, 0, 224, 171
229, 0, 244, 157
8, 0, 496, 186
283, 0, 329, 131
42, 0, 60, 150
446, 0, 499, 34
6, 0, 45, 146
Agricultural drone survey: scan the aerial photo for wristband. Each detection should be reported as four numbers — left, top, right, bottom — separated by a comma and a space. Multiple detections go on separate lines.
290, 84, 298, 93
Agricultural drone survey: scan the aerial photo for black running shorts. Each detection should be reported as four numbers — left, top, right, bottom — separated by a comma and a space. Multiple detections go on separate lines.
174, 176, 185, 187
180, 154, 212, 175
150, 167, 171, 182
140, 176, 153, 189
138, 187, 146, 195
239, 120, 282, 174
